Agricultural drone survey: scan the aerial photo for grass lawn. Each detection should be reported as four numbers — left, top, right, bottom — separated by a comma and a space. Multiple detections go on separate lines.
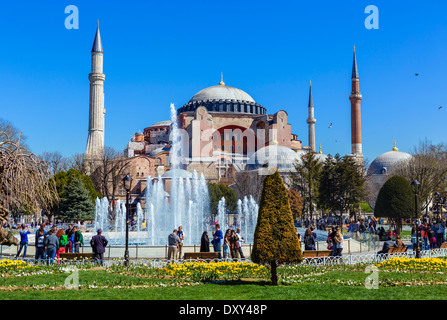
1, 259, 447, 300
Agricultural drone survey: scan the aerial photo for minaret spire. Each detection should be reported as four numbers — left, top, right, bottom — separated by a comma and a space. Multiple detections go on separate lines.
85, 23, 106, 166
307, 81, 316, 153
91, 21, 103, 53
349, 45, 363, 159
352, 45, 359, 79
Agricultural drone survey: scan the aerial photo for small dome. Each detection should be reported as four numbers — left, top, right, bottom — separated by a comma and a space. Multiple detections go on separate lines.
189, 85, 256, 104
135, 131, 144, 136
161, 169, 193, 179
313, 153, 328, 162
367, 148, 412, 176
149, 147, 169, 157
247, 145, 305, 172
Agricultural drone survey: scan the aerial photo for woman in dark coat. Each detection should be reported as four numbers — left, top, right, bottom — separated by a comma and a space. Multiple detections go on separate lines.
200, 231, 210, 252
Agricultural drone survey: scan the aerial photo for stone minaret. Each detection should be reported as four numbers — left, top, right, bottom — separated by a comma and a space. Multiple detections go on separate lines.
307, 81, 316, 153
349, 46, 363, 157
85, 22, 106, 161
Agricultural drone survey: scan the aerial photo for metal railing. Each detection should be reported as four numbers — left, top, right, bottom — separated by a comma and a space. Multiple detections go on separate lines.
301, 248, 447, 266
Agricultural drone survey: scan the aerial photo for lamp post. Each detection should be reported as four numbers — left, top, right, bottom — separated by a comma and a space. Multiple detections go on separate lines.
411, 180, 421, 258
434, 192, 441, 219
123, 174, 133, 266
338, 196, 344, 231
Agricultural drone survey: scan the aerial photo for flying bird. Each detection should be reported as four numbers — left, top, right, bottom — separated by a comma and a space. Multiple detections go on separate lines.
328, 123, 333, 128
439, 106, 443, 109
415, 73, 419, 76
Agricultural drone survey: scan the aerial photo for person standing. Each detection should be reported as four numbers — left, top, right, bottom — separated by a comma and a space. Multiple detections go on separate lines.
90, 228, 108, 265
73, 226, 84, 253
167, 229, 180, 261
229, 230, 240, 260
420, 222, 429, 250
44, 229, 59, 265
56, 229, 67, 264
437, 219, 445, 245
212, 224, 223, 259
334, 229, 344, 257
329, 227, 338, 257
65, 224, 74, 253
177, 226, 185, 260
222, 229, 231, 259
16, 224, 31, 259
304, 228, 315, 251
200, 231, 210, 252
235, 228, 245, 259
34, 230, 46, 263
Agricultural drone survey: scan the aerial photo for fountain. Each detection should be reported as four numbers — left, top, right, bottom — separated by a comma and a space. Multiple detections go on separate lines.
93, 103, 260, 246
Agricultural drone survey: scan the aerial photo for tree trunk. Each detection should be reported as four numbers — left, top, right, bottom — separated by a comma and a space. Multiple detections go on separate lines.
270, 261, 278, 286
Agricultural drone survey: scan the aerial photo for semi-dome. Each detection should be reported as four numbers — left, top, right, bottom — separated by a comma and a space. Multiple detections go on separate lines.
177, 76, 266, 116
149, 120, 172, 128
246, 144, 306, 172
367, 142, 412, 176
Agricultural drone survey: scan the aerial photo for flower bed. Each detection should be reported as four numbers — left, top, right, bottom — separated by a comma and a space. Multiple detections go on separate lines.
164, 261, 269, 282
0, 259, 37, 275
375, 257, 447, 272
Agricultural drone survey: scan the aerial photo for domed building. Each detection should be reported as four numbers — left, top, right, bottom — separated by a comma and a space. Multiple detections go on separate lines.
366, 141, 413, 209
367, 141, 412, 176
246, 144, 306, 172
125, 74, 307, 184
83, 25, 363, 212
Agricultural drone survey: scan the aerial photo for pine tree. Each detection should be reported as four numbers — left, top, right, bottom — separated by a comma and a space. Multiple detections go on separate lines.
59, 177, 95, 222
251, 170, 302, 285
291, 151, 323, 220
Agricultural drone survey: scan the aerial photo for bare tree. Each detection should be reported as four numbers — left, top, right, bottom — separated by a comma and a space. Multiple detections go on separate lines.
0, 130, 57, 228
40, 151, 70, 175
67, 153, 87, 175
90, 146, 130, 215
391, 139, 447, 214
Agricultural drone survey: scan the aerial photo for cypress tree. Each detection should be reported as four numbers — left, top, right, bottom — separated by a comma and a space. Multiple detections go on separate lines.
374, 175, 419, 232
59, 176, 95, 222
251, 170, 302, 285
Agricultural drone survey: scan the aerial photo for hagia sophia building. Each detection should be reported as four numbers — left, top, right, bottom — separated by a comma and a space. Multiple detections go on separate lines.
84, 24, 412, 212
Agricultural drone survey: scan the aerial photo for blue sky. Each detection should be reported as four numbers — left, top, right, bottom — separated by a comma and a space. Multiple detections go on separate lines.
1, 0, 446, 164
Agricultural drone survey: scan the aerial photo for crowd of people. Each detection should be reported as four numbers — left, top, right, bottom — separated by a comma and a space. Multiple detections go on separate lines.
411, 218, 446, 250
15, 223, 85, 263
167, 224, 246, 260
13, 222, 108, 265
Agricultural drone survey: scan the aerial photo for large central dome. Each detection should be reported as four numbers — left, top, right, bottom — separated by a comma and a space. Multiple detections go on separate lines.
189, 85, 256, 104
177, 77, 266, 116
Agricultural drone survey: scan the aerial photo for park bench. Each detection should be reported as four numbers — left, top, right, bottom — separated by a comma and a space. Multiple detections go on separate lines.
59, 252, 94, 261
387, 246, 407, 254
183, 252, 220, 260
302, 250, 332, 258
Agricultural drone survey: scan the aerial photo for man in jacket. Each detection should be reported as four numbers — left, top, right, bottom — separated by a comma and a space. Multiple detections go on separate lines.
168, 229, 180, 261
212, 224, 223, 259
44, 229, 59, 265
90, 228, 108, 265
73, 226, 84, 253
377, 235, 397, 255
